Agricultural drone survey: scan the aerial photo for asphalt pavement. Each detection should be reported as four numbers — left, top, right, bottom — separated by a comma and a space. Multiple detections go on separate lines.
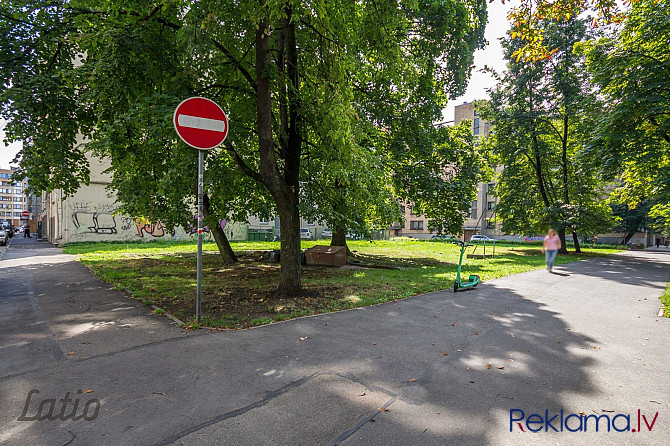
0, 237, 668, 445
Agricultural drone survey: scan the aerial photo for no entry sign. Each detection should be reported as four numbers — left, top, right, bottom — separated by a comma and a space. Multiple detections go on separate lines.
173, 97, 228, 150
21, 211, 29, 217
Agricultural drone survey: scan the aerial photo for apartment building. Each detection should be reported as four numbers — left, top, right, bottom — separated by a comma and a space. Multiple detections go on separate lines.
0, 167, 29, 228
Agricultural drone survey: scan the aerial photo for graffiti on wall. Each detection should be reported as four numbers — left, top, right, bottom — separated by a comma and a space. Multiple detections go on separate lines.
135, 219, 171, 238
68, 201, 180, 241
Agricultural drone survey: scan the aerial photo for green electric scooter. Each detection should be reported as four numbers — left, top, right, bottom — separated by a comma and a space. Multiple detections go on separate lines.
453, 240, 480, 292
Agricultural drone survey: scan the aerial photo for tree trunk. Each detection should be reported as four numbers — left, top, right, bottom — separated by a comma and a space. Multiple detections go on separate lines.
277, 196, 301, 296
623, 230, 637, 245
254, 7, 303, 295
202, 194, 237, 264
571, 231, 581, 253
331, 226, 352, 256
558, 228, 568, 254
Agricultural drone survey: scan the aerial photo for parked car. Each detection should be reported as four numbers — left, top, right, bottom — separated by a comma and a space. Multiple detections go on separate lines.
523, 236, 543, 242
321, 229, 333, 239
1, 224, 13, 239
470, 235, 496, 243
430, 234, 453, 241
300, 227, 313, 240
0, 229, 7, 246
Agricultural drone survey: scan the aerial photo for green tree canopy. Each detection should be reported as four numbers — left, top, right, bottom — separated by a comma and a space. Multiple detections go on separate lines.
481, 17, 614, 251
578, 0, 670, 228
1, 0, 488, 293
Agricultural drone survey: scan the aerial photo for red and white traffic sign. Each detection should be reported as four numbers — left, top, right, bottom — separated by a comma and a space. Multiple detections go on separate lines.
21, 211, 29, 217
173, 97, 228, 150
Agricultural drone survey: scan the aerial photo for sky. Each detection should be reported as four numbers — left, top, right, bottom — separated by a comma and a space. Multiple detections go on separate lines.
0, 1, 513, 169
0, 119, 22, 170
445, 1, 512, 122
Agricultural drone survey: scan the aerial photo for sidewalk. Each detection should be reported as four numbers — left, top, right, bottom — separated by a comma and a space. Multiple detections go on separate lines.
0, 242, 668, 445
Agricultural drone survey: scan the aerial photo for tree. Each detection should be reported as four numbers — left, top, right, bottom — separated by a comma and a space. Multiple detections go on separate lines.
506, 0, 631, 61
578, 0, 670, 228
0, 1, 488, 294
481, 17, 614, 252
610, 199, 653, 245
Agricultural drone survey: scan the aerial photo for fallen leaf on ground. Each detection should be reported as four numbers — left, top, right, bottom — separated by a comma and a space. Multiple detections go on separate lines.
578, 411, 586, 416
436, 412, 441, 415
67, 351, 77, 356
451, 323, 456, 327
378, 408, 389, 412
152, 392, 166, 396
375, 356, 382, 359
485, 364, 492, 369
475, 332, 480, 335
408, 379, 417, 382
358, 393, 366, 397
81, 342, 90, 345
299, 337, 307, 341
441, 353, 448, 356
496, 366, 505, 370
84, 389, 94, 393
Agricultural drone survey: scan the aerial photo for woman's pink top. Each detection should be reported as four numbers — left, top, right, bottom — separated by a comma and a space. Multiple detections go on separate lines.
545, 235, 561, 250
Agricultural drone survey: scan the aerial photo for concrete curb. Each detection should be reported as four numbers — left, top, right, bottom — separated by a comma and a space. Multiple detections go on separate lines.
151, 304, 187, 327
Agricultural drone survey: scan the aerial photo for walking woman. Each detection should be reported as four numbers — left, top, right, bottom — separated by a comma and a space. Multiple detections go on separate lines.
543, 229, 561, 272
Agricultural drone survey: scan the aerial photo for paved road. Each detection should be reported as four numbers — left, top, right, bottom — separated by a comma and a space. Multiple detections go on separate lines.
1, 238, 668, 445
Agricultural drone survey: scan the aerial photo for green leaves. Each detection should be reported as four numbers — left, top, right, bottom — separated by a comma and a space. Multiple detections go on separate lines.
580, 0, 670, 228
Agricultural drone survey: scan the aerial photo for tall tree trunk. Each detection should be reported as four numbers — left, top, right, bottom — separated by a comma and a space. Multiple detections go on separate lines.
202, 194, 237, 264
571, 231, 581, 253
558, 228, 568, 254
623, 230, 637, 245
331, 226, 352, 256
528, 88, 551, 209
255, 7, 303, 295
277, 196, 301, 295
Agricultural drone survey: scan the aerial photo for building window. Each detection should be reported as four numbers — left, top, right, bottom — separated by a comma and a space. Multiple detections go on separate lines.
486, 219, 495, 229
471, 201, 478, 219
13, 204, 21, 209
401, 205, 406, 214
487, 183, 495, 192
409, 206, 416, 215
473, 118, 480, 135
410, 220, 424, 230
487, 201, 495, 211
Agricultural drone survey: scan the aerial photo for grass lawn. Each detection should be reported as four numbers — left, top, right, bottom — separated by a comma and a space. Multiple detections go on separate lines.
661, 282, 670, 318
63, 239, 623, 328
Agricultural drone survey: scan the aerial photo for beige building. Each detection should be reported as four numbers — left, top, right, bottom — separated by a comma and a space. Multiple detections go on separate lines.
0, 167, 29, 228
41, 155, 196, 245
39, 153, 329, 245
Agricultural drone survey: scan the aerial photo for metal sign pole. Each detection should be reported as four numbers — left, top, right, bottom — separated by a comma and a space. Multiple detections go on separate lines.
174, 96, 228, 326
196, 149, 204, 324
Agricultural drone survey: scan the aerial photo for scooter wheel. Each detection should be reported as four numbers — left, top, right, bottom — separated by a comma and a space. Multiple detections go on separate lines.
453, 282, 459, 293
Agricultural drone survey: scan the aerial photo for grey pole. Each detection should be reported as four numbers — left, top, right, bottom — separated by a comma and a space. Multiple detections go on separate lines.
196, 149, 204, 324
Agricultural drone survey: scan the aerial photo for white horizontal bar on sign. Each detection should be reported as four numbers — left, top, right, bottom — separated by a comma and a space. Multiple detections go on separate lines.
178, 114, 226, 132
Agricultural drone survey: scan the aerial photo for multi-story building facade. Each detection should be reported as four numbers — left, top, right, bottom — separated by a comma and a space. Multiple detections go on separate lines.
0, 167, 29, 228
